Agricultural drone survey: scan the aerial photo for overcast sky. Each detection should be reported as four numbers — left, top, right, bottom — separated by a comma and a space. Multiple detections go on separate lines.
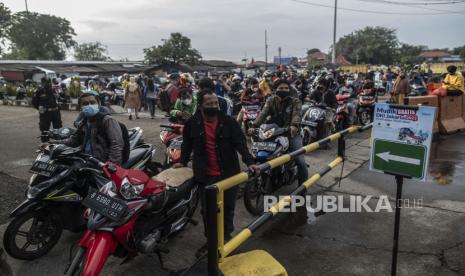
3, 0, 465, 62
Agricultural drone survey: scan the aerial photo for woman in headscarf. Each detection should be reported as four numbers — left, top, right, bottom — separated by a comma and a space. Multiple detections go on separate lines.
124, 77, 141, 120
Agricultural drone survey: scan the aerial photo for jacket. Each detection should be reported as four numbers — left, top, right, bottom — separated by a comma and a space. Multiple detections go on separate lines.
443, 73, 464, 92
392, 77, 410, 95
253, 95, 302, 129
170, 96, 198, 118
180, 111, 254, 182
259, 80, 272, 96
32, 87, 58, 110
124, 83, 141, 109
61, 113, 124, 165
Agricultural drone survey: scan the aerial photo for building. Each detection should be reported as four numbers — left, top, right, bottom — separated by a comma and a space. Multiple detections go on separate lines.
418, 51, 463, 63
0, 60, 157, 82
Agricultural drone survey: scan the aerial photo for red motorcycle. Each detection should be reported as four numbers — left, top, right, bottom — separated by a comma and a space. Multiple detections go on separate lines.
159, 124, 184, 167
65, 158, 198, 276
335, 93, 351, 131
241, 100, 262, 133
357, 89, 377, 126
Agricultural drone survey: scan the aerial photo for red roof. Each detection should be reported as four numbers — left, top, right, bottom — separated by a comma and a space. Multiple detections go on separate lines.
419, 51, 450, 58
336, 55, 351, 65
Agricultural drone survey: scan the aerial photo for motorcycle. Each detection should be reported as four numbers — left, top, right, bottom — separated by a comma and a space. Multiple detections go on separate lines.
3, 142, 162, 260
301, 101, 331, 145
45, 127, 144, 151
408, 83, 427, 97
65, 162, 198, 276
357, 89, 377, 126
241, 100, 261, 133
244, 124, 298, 215
160, 124, 184, 167
335, 94, 351, 131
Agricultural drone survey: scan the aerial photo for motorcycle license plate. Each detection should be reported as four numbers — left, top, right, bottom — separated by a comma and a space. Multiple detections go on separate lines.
252, 142, 276, 152
361, 96, 374, 100
83, 191, 128, 221
170, 140, 183, 149
29, 161, 57, 177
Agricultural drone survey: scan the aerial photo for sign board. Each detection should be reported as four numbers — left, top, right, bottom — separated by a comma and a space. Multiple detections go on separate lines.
370, 103, 436, 181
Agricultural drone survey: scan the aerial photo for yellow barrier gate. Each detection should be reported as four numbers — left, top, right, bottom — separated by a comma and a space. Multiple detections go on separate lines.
205, 124, 373, 275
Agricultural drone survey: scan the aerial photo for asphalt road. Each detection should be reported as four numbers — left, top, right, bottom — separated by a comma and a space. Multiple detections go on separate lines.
0, 105, 464, 276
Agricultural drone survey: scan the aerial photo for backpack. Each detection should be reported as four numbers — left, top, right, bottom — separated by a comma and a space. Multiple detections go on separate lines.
94, 113, 130, 164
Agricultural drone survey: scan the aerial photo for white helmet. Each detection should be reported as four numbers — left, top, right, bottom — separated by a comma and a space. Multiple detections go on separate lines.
263, 70, 272, 78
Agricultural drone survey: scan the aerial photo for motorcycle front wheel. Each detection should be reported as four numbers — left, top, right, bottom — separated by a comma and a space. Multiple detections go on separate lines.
358, 109, 372, 126
244, 175, 272, 216
3, 210, 62, 260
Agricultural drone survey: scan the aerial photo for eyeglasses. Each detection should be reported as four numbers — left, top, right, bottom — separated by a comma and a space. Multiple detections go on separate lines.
81, 100, 98, 106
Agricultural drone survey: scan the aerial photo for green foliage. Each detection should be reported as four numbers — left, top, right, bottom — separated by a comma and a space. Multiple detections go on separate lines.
307, 48, 321, 55
74, 42, 110, 61
395, 43, 428, 64
5, 11, 76, 60
452, 45, 465, 60
0, 3, 12, 55
333, 26, 399, 65
144, 32, 202, 65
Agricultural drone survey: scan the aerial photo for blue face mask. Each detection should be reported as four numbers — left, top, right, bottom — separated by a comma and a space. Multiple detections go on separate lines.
82, 104, 99, 117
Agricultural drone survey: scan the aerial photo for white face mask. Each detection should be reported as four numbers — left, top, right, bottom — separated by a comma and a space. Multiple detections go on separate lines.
183, 98, 192, 106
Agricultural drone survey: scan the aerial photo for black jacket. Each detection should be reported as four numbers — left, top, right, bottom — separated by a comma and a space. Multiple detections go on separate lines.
180, 111, 254, 183
32, 87, 58, 109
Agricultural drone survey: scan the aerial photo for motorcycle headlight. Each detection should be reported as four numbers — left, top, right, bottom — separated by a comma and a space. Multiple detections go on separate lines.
120, 177, 144, 200
259, 128, 275, 140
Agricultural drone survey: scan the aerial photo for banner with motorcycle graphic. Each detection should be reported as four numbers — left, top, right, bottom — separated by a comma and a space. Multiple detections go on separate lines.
370, 103, 436, 181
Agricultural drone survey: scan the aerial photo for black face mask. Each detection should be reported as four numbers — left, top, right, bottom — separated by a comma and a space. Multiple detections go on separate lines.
203, 107, 218, 117
276, 90, 289, 99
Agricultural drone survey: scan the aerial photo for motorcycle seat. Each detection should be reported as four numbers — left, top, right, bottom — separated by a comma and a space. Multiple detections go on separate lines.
152, 168, 194, 204
122, 148, 147, 169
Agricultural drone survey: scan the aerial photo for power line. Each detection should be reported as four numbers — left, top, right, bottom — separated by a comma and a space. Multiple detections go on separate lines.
290, 0, 465, 14
358, 0, 465, 12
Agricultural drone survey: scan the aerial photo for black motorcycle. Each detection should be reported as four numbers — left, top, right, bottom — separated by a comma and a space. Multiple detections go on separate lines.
244, 124, 298, 215
3, 143, 161, 260
301, 101, 330, 145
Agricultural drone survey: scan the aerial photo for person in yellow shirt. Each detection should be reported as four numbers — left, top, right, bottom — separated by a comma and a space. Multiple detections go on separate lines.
259, 70, 273, 97
442, 65, 464, 95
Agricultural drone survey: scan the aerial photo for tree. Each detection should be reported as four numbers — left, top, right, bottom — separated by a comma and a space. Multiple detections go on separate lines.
143, 32, 201, 65
74, 42, 110, 61
395, 43, 428, 64
5, 11, 76, 60
307, 48, 321, 56
452, 45, 465, 60
0, 3, 12, 55
333, 26, 399, 65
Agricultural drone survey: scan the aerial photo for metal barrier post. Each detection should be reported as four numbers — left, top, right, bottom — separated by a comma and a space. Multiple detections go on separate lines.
206, 186, 219, 276
337, 132, 345, 159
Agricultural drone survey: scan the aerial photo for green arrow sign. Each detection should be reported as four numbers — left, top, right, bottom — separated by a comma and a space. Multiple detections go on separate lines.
372, 139, 427, 179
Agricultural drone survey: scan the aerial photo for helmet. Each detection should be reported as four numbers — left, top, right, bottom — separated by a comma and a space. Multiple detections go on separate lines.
263, 70, 272, 78
232, 75, 241, 82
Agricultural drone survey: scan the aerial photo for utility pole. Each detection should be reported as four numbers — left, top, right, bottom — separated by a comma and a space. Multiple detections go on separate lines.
265, 30, 268, 70
278, 46, 282, 65
25, 0, 29, 12
332, 0, 338, 64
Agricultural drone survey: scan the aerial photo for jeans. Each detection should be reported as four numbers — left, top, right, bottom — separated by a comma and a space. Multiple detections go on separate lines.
386, 81, 393, 94
147, 98, 156, 117
199, 176, 238, 241
347, 99, 357, 124
288, 135, 309, 184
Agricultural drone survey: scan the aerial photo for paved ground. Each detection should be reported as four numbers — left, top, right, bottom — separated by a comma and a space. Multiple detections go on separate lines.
0, 105, 464, 275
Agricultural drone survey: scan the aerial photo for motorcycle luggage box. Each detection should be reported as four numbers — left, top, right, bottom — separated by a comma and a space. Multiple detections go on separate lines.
152, 167, 193, 188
